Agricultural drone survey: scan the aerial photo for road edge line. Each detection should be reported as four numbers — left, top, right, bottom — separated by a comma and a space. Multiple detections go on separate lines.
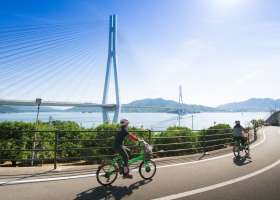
153, 159, 280, 200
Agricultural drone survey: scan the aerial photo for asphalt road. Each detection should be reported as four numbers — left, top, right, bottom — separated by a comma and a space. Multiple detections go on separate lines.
0, 126, 279, 200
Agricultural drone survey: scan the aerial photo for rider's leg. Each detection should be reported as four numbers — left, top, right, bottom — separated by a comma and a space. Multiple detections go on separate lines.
122, 147, 133, 178
123, 146, 131, 158
234, 136, 241, 144
233, 136, 237, 146
235, 137, 242, 158
241, 137, 246, 146
233, 136, 239, 144
119, 146, 132, 178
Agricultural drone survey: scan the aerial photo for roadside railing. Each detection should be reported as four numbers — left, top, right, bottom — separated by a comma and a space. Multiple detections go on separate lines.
0, 128, 256, 169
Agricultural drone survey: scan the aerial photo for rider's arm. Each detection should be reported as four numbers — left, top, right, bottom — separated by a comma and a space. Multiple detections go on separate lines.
128, 133, 138, 142
242, 127, 249, 138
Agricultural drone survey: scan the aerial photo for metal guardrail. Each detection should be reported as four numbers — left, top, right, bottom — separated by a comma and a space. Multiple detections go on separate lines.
0, 129, 256, 169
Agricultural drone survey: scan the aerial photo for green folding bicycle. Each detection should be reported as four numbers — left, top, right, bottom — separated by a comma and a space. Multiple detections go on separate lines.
96, 139, 156, 186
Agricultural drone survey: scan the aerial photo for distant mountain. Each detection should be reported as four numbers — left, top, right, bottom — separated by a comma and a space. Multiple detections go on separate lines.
66, 106, 101, 112
1, 97, 279, 113
122, 98, 217, 113
65, 98, 217, 113
126, 98, 178, 107
217, 98, 280, 112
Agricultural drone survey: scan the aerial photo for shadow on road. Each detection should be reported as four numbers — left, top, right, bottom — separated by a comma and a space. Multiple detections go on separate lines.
75, 179, 152, 200
233, 157, 252, 166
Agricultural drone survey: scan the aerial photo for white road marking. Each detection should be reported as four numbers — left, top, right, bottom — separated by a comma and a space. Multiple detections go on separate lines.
0, 173, 97, 185
0, 129, 267, 185
153, 159, 280, 200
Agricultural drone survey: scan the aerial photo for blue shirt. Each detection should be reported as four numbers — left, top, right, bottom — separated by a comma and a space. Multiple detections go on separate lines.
114, 128, 128, 148
233, 125, 243, 137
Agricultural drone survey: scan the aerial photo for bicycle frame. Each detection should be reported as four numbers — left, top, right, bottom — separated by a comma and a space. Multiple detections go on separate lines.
128, 149, 145, 165
109, 149, 146, 171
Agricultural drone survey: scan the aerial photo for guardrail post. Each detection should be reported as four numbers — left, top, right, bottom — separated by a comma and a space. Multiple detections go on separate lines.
148, 130, 152, 144
31, 130, 37, 166
202, 130, 207, 155
253, 127, 258, 142
54, 131, 59, 169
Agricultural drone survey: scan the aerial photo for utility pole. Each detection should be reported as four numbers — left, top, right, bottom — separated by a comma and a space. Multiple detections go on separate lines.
102, 14, 120, 123
178, 85, 183, 126
191, 114, 194, 130
31, 98, 41, 166
35, 98, 41, 124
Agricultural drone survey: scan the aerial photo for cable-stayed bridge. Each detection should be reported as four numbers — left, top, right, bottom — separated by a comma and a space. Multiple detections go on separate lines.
0, 14, 273, 126
0, 15, 120, 123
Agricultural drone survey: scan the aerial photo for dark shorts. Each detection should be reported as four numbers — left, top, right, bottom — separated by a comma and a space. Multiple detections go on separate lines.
115, 146, 129, 167
233, 136, 247, 146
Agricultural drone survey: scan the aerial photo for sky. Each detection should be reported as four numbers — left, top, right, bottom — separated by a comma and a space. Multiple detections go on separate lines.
0, 0, 280, 107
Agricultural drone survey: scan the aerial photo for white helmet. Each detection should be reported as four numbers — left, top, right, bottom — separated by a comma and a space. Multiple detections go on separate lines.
120, 119, 129, 127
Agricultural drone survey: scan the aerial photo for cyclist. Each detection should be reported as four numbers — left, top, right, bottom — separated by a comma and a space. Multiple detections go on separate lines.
114, 119, 138, 179
233, 120, 250, 158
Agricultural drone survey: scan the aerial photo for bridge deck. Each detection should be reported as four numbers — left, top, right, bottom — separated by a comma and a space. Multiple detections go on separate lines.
0, 99, 116, 109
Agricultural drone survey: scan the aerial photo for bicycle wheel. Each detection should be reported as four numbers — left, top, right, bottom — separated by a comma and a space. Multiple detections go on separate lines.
245, 144, 250, 154
96, 163, 118, 186
139, 160, 156, 180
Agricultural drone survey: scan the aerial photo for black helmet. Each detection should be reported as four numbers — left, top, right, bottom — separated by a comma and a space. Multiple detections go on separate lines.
235, 120, 240, 125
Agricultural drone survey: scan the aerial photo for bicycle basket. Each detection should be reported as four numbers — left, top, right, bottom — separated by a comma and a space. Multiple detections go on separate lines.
143, 142, 153, 159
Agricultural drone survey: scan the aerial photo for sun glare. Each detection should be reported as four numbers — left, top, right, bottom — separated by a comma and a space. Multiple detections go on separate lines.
213, 0, 243, 8
210, 0, 249, 14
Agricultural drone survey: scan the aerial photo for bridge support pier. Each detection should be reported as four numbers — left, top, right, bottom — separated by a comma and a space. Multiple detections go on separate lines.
102, 15, 120, 123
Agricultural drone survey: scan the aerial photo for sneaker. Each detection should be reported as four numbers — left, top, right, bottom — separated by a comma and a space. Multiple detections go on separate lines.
123, 174, 133, 179
119, 167, 123, 175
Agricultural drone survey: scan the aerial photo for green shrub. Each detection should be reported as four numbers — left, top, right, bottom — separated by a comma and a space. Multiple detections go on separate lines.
152, 126, 199, 157
0, 121, 233, 165
203, 124, 232, 151
0, 121, 35, 165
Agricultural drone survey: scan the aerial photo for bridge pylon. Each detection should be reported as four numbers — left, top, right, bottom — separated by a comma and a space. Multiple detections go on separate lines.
102, 15, 120, 123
